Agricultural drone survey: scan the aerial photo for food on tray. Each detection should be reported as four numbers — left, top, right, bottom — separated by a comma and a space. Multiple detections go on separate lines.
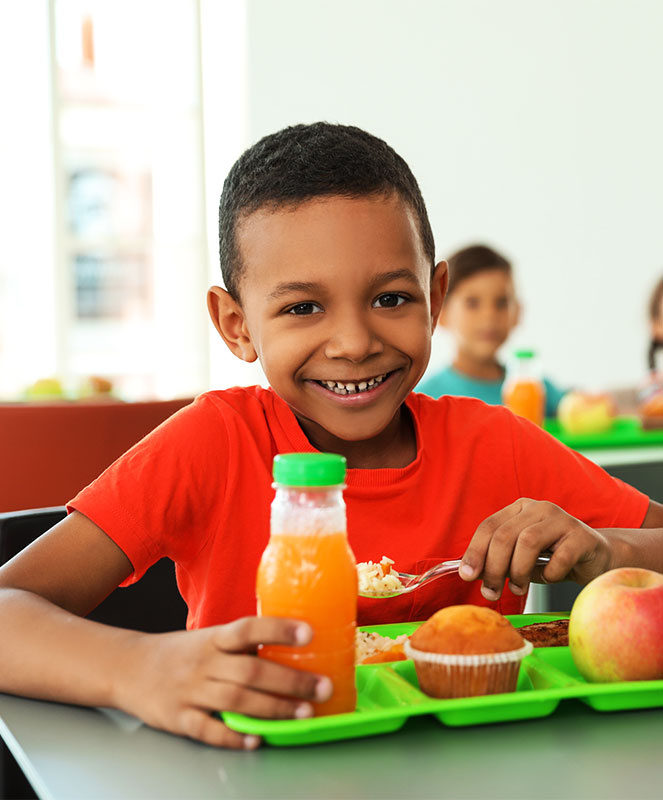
639, 389, 663, 429
557, 391, 616, 435
569, 567, 663, 683
518, 619, 569, 647
357, 556, 403, 596
404, 605, 532, 698
355, 630, 409, 665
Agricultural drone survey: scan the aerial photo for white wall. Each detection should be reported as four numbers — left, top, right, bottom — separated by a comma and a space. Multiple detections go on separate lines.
243, 0, 663, 392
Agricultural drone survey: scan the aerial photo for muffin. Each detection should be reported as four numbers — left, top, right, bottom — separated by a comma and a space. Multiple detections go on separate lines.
404, 605, 533, 698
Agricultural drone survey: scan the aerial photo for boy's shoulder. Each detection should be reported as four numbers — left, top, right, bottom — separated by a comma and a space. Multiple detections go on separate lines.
175, 385, 281, 437
410, 391, 514, 436
195, 384, 274, 413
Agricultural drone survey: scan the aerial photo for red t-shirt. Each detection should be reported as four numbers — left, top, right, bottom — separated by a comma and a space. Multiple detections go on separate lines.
68, 387, 649, 628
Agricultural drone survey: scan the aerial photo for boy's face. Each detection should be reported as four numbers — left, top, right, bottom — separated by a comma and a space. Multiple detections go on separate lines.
209, 193, 446, 458
440, 269, 519, 363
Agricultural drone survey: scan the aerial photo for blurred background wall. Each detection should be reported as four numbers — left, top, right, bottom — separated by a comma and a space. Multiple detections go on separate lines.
243, 0, 663, 394
2, 0, 662, 399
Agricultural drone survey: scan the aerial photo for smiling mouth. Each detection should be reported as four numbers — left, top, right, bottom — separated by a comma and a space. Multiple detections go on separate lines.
312, 372, 392, 396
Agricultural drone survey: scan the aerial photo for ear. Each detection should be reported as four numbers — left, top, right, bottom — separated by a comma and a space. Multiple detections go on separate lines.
430, 260, 448, 332
207, 286, 258, 362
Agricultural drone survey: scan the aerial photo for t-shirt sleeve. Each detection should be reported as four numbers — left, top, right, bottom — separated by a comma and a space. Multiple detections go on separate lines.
507, 411, 649, 529
67, 395, 228, 585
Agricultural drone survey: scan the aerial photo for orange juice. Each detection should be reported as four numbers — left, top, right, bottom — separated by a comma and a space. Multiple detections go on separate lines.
503, 349, 546, 426
257, 454, 357, 716
503, 378, 545, 426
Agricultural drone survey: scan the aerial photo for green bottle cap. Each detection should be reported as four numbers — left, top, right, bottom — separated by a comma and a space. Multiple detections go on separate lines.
514, 349, 536, 359
273, 453, 347, 486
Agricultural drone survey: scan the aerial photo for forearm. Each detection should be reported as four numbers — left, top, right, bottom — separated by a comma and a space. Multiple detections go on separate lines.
600, 528, 663, 575
0, 588, 144, 708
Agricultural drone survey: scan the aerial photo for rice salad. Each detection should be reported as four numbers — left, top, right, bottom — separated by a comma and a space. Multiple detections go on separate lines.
357, 556, 403, 596
355, 630, 409, 664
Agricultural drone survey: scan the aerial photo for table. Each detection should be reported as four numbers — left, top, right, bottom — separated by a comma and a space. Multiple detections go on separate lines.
1, 692, 662, 800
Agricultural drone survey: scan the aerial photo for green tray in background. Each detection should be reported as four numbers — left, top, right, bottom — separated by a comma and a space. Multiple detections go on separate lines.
544, 416, 663, 450
221, 615, 663, 746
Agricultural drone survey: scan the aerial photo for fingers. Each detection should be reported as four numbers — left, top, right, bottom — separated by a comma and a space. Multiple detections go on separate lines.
214, 616, 312, 653
459, 500, 526, 582
176, 708, 261, 750
459, 500, 580, 600
192, 677, 324, 722
205, 650, 331, 708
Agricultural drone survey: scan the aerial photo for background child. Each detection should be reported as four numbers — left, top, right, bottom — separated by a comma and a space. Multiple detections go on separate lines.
647, 275, 663, 373
417, 244, 566, 416
0, 124, 661, 751
610, 275, 663, 415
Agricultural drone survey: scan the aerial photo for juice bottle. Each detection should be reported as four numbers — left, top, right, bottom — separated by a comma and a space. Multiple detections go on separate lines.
256, 452, 357, 716
502, 349, 546, 426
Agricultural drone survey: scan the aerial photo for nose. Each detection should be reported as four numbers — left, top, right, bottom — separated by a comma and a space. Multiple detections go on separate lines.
323, 311, 383, 363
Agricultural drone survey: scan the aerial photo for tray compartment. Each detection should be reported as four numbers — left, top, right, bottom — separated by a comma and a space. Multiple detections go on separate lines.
530, 648, 663, 712
398, 655, 564, 727
356, 663, 431, 710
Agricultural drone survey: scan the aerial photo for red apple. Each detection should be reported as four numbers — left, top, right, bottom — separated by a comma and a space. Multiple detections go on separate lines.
569, 567, 663, 682
557, 391, 616, 435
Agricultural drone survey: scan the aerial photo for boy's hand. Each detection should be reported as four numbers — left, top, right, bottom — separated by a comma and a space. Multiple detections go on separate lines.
458, 498, 614, 600
116, 616, 332, 750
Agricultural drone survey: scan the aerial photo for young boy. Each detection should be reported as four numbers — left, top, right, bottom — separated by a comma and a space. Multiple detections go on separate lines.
417, 244, 566, 416
1, 123, 662, 751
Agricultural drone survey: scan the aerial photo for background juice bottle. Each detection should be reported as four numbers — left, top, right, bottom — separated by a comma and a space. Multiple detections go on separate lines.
256, 452, 357, 716
502, 349, 546, 426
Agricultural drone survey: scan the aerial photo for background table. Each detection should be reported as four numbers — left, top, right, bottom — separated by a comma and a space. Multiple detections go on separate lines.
537, 418, 663, 613
1, 692, 662, 800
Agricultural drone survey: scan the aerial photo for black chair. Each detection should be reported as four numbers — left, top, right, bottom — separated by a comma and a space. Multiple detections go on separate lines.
0, 506, 188, 800
0, 507, 188, 632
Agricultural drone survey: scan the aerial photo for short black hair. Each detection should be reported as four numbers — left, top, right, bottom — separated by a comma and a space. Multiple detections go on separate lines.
218, 122, 435, 300
446, 244, 512, 298
648, 276, 663, 323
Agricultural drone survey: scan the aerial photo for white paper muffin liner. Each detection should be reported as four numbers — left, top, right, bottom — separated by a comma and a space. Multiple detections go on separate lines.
403, 639, 533, 666
404, 639, 533, 698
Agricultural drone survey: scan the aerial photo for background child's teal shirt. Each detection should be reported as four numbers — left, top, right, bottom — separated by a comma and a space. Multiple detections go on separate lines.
417, 365, 566, 417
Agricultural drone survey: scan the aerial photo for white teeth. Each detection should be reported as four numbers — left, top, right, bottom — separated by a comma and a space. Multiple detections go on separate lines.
318, 373, 389, 395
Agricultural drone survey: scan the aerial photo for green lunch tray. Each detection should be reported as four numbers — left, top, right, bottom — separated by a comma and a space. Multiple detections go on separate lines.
544, 416, 663, 450
221, 614, 663, 746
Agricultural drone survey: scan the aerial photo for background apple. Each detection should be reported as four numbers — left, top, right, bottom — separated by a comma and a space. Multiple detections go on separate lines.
557, 390, 616, 435
569, 567, 663, 682
24, 377, 65, 401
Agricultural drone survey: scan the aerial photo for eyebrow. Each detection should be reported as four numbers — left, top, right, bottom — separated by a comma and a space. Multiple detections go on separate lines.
266, 281, 322, 301
266, 270, 419, 301
370, 269, 419, 287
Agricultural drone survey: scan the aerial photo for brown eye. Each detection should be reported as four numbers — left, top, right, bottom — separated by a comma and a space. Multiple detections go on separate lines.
287, 302, 322, 315
374, 293, 406, 309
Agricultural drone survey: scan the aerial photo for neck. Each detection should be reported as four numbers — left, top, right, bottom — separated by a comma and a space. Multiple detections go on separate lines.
453, 351, 504, 381
296, 406, 417, 469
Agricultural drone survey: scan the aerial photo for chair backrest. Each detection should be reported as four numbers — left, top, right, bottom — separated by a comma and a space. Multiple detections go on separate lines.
0, 507, 187, 633
0, 397, 193, 513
